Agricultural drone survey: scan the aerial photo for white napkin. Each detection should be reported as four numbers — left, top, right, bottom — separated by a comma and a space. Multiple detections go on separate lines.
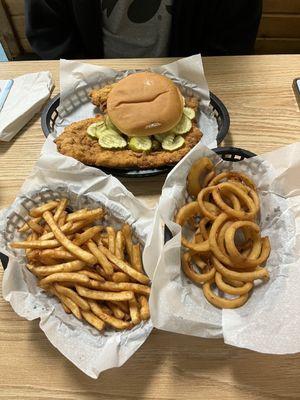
0, 71, 53, 142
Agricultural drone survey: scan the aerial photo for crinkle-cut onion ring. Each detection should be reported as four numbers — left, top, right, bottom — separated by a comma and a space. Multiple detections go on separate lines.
182, 252, 215, 284
199, 217, 211, 240
203, 170, 216, 188
175, 202, 210, 253
203, 279, 249, 309
208, 171, 256, 190
212, 255, 269, 282
198, 187, 220, 220
215, 272, 253, 295
187, 157, 214, 198
212, 182, 258, 221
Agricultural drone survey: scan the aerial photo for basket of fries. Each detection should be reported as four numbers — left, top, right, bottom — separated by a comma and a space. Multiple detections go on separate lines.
0, 182, 154, 377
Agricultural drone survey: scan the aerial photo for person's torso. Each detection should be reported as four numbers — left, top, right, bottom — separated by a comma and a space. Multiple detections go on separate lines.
101, 0, 173, 58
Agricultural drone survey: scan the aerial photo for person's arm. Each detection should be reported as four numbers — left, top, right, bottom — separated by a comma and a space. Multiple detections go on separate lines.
25, 0, 84, 59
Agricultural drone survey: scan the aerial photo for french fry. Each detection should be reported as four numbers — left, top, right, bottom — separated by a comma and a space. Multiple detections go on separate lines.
115, 231, 125, 260
39, 272, 90, 286
43, 211, 97, 265
110, 300, 129, 314
112, 272, 130, 283
40, 249, 76, 261
138, 295, 150, 321
86, 240, 114, 276
101, 304, 113, 315
39, 222, 73, 240
79, 270, 105, 282
106, 226, 116, 254
100, 237, 109, 247
10, 239, 60, 249
38, 255, 58, 266
66, 208, 104, 223
26, 260, 86, 276
107, 301, 125, 319
30, 201, 59, 217
75, 285, 134, 301
132, 243, 143, 272
89, 300, 132, 330
72, 226, 102, 246
19, 217, 42, 233
99, 245, 150, 285
53, 198, 68, 222
84, 280, 151, 296
54, 283, 90, 311
26, 219, 44, 235
129, 295, 140, 325
48, 285, 81, 319
81, 310, 105, 331
57, 211, 67, 227
122, 224, 133, 264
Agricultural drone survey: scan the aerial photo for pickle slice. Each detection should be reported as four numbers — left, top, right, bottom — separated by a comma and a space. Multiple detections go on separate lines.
162, 134, 185, 151
98, 129, 127, 149
154, 133, 169, 143
183, 107, 195, 120
105, 115, 120, 132
173, 114, 192, 134
87, 121, 106, 138
128, 136, 152, 152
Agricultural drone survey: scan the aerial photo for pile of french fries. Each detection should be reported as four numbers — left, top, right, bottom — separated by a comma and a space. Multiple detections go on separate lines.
10, 198, 150, 331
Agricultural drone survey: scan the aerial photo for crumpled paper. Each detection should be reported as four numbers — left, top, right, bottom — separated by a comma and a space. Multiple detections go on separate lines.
50, 55, 218, 148
0, 142, 160, 378
0, 71, 53, 141
149, 141, 300, 354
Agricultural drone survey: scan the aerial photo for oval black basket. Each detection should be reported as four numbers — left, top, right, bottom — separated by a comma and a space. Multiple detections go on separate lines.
41, 91, 230, 178
164, 146, 257, 243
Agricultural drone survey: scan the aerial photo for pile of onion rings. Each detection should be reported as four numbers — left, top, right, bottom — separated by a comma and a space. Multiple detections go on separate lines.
176, 157, 271, 309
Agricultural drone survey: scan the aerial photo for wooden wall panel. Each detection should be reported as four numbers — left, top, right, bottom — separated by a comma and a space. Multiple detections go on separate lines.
258, 14, 300, 38
263, 0, 300, 14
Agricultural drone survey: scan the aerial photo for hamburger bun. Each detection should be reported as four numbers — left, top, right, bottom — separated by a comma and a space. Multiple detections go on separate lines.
107, 72, 184, 137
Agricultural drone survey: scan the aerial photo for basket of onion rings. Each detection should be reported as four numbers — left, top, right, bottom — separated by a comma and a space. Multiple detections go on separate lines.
149, 143, 295, 344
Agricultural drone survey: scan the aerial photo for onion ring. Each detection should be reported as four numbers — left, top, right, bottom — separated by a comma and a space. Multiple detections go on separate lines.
187, 157, 214, 198
208, 171, 256, 190
199, 217, 211, 240
215, 271, 253, 295
182, 253, 215, 284
212, 182, 258, 221
212, 255, 269, 282
225, 221, 270, 267
203, 170, 216, 187
175, 202, 210, 253
203, 279, 249, 309
198, 187, 220, 220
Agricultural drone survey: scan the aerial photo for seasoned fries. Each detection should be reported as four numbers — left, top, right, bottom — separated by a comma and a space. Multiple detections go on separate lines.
11, 198, 150, 333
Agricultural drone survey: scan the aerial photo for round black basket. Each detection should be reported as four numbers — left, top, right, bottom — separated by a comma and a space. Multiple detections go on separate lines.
163, 146, 257, 243
41, 91, 230, 178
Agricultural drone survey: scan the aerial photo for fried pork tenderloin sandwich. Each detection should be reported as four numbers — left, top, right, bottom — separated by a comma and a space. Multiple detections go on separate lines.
56, 72, 203, 169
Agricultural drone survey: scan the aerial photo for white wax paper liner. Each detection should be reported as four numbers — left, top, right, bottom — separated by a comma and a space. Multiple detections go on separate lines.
51, 55, 218, 148
0, 138, 162, 378
149, 141, 300, 354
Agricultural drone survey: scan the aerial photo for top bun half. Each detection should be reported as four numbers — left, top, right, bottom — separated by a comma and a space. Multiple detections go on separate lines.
107, 72, 184, 136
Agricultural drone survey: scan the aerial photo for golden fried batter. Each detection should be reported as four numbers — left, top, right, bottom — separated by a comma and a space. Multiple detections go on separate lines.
89, 84, 116, 111
55, 117, 202, 169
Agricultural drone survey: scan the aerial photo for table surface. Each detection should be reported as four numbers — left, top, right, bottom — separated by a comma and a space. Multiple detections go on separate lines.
1, 55, 300, 399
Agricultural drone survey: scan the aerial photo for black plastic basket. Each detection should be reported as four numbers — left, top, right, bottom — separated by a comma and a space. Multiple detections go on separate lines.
41, 91, 230, 178
163, 146, 257, 243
